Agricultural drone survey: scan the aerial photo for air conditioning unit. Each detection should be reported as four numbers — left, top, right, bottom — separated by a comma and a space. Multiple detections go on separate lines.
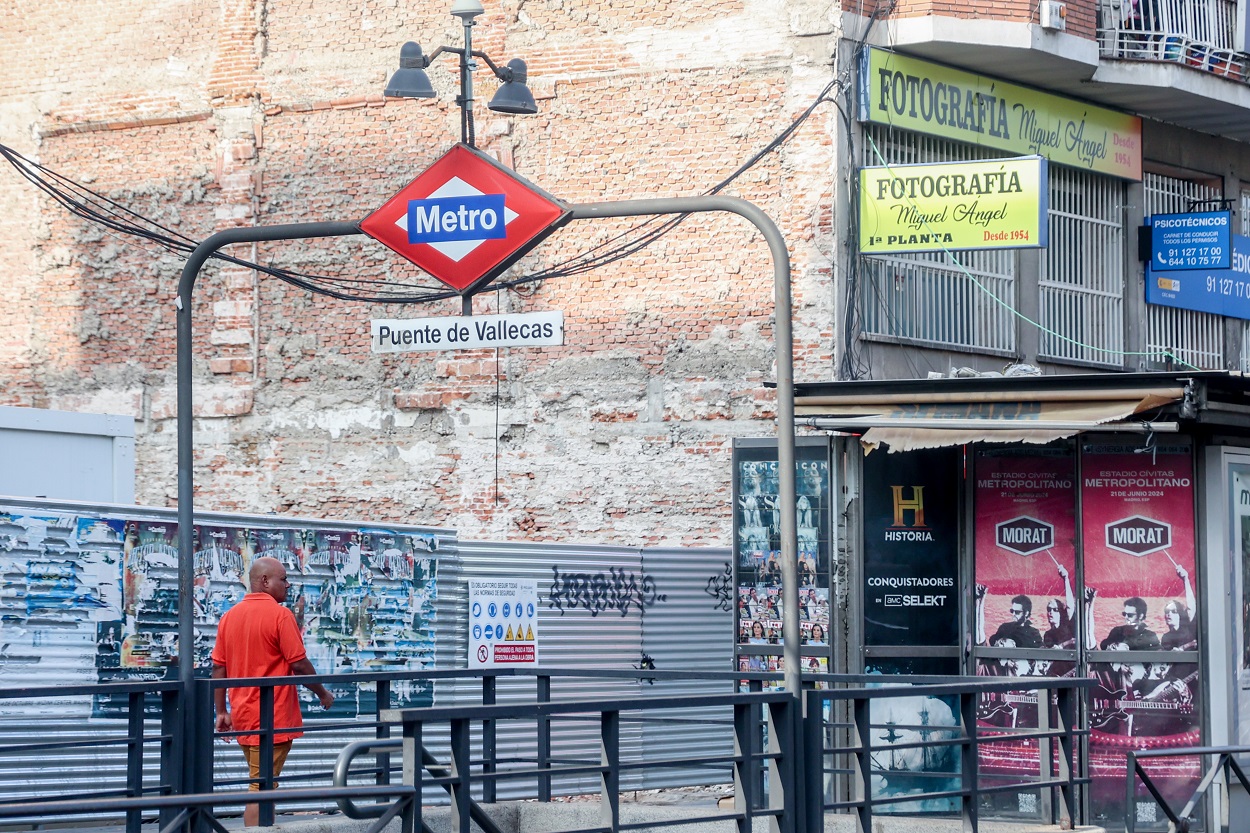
1040, 0, 1067, 30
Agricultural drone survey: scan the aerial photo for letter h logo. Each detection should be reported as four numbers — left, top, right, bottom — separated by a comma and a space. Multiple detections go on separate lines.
890, 485, 926, 528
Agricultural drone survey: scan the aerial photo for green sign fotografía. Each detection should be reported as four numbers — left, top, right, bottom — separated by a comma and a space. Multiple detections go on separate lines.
860, 156, 1048, 254
859, 48, 1141, 180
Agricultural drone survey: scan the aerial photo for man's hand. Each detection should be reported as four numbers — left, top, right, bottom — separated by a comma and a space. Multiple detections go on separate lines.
215, 712, 233, 735
1057, 564, 1068, 579
1176, 564, 1189, 580
975, 584, 987, 600
317, 690, 335, 710
1085, 586, 1098, 602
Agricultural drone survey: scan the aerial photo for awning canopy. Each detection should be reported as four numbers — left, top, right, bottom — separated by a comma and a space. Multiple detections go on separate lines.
792, 371, 1250, 453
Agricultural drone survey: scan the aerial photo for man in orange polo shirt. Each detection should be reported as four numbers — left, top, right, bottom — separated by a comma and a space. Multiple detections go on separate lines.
212, 556, 334, 827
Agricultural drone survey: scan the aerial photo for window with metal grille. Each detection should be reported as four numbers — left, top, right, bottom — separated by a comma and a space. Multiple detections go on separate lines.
858, 127, 1125, 364
1038, 167, 1126, 367
857, 125, 1015, 354
1144, 172, 1225, 369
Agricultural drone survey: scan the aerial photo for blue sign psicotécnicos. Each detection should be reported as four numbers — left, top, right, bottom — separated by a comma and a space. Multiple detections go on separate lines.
1146, 231, 1250, 321
1150, 211, 1231, 271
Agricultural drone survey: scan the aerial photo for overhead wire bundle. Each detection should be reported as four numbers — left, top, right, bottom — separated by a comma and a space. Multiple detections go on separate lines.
0, 74, 840, 305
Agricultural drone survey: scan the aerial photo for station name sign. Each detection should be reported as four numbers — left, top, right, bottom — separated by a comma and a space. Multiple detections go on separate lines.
860, 156, 1048, 254
858, 47, 1142, 180
372, 311, 564, 353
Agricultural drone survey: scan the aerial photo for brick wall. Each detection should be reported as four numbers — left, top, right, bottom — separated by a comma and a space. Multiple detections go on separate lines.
0, 0, 834, 545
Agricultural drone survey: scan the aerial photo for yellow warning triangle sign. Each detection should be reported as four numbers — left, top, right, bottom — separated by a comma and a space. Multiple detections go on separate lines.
525, 625, 534, 641
505, 624, 514, 641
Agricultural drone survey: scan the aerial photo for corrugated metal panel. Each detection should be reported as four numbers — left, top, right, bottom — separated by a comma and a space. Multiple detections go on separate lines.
639, 547, 735, 790
440, 539, 646, 798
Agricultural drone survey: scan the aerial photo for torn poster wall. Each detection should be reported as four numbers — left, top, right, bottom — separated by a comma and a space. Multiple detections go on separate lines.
0, 507, 440, 718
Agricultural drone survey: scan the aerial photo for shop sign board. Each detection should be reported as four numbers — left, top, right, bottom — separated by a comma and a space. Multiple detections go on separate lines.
469, 579, 539, 668
1149, 211, 1231, 271
858, 47, 1142, 180
1146, 231, 1250, 321
372, 311, 564, 353
361, 144, 570, 295
859, 156, 1048, 254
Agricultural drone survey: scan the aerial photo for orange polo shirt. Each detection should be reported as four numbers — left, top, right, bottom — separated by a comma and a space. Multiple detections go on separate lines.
210, 593, 309, 745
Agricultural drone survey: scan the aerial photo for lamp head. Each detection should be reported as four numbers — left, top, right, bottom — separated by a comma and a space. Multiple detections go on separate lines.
384, 42, 435, 99
488, 58, 538, 115
450, 0, 485, 21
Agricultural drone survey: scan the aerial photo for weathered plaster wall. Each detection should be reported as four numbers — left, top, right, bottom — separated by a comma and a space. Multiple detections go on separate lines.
0, 0, 841, 546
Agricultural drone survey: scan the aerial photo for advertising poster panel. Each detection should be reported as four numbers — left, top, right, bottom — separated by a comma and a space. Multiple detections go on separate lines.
1234, 465, 1250, 745
862, 446, 961, 647
864, 657, 963, 814
1081, 439, 1201, 826
733, 441, 832, 669
972, 446, 1078, 818
861, 447, 961, 815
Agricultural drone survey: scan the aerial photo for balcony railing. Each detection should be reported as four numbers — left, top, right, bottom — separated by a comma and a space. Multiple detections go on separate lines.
1099, 0, 1247, 78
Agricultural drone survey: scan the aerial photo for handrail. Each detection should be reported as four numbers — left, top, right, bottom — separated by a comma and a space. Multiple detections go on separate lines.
334, 737, 505, 833
0, 680, 181, 699
807, 678, 1090, 833
0, 668, 1095, 833
1127, 745, 1250, 833
0, 785, 416, 833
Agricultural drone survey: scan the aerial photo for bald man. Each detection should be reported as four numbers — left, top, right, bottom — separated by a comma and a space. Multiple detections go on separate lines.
212, 556, 334, 826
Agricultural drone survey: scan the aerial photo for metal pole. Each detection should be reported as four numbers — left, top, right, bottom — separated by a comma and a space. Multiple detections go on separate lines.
568, 197, 798, 694
175, 221, 361, 796
459, 18, 474, 145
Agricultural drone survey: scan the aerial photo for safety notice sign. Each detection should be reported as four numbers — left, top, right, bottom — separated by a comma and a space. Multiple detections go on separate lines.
469, 579, 539, 668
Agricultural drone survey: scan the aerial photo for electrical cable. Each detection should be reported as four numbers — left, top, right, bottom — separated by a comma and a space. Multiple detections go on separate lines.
1, 68, 841, 305
496, 76, 843, 289
0, 143, 458, 303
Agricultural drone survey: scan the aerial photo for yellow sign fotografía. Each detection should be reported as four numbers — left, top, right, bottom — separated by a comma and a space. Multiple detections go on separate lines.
859, 47, 1142, 180
860, 156, 1048, 255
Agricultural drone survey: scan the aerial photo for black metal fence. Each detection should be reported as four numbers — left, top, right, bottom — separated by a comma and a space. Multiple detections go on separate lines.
0, 669, 1093, 833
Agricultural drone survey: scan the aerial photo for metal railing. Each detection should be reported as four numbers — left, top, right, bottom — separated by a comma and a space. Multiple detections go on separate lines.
1126, 745, 1250, 833
0, 680, 181, 833
1099, 0, 1246, 78
0, 668, 1093, 833
805, 676, 1092, 833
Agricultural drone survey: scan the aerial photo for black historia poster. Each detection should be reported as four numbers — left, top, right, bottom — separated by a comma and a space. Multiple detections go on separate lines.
862, 447, 961, 647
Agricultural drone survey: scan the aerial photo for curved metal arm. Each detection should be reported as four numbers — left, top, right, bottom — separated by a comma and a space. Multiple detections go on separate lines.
567, 195, 799, 695
420, 46, 510, 80
175, 221, 361, 796
469, 50, 507, 79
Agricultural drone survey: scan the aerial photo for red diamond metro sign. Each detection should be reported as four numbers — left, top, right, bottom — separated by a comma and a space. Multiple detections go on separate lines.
361, 143, 570, 294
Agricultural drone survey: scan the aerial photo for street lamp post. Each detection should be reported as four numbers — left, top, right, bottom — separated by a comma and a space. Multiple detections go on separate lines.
383, 0, 537, 147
